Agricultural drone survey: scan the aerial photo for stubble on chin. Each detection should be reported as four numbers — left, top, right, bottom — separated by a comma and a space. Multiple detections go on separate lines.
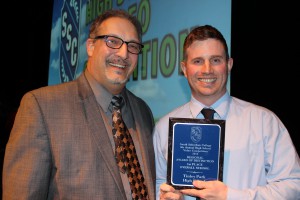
109, 76, 129, 85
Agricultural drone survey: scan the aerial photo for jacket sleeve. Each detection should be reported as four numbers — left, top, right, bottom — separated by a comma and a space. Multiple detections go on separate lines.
3, 91, 52, 200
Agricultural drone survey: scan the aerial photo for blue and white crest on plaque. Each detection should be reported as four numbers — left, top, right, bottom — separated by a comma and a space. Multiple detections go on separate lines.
190, 126, 202, 143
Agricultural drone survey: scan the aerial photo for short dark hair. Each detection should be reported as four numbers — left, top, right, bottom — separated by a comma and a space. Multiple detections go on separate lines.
183, 25, 229, 61
89, 9, 143, 42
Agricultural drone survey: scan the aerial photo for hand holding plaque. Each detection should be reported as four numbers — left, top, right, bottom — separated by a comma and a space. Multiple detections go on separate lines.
167, 117, 225, 189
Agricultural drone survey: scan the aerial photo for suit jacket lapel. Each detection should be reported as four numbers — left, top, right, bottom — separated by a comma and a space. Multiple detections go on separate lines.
126, 90, 155, 199
76, 73, 126, 198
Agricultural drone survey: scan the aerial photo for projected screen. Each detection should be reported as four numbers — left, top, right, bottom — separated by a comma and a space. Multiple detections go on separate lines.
48, 0, 231, 121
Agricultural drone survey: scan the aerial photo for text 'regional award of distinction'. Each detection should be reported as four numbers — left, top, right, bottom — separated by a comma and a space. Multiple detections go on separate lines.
167, 117, 225, 189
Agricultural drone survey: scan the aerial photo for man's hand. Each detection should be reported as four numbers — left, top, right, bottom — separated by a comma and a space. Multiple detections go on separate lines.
180, 180, 228, 200
159, 183, 184, 200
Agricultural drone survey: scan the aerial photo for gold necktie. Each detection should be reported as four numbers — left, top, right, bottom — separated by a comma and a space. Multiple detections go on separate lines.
111, 96, 148, 200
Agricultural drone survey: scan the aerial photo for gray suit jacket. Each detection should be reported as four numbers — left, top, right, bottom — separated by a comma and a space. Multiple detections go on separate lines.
3, 73, 156, 200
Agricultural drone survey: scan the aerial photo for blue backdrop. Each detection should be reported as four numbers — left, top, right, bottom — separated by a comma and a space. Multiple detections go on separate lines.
48, 0, 231, 121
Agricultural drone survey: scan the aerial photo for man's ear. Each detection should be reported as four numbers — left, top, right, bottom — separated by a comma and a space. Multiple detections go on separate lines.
227, 58, 233, 72
180, 61, 187, 78
86, 38, 95, 56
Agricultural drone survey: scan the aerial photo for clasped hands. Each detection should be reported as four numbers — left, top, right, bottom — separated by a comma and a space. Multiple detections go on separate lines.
159, 180, 227, 200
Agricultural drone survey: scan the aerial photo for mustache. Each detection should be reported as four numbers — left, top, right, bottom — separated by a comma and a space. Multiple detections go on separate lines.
107, 56, 130, 67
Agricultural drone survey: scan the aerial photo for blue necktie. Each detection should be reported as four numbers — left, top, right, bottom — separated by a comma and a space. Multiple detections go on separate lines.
201, 108, 215, 119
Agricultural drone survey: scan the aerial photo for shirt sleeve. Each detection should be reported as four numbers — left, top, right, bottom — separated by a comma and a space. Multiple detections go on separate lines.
153, 119, 169, 200
225, 105, 300, 200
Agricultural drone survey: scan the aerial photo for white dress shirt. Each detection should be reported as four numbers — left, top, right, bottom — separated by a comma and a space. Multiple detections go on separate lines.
153, 91, 300, 200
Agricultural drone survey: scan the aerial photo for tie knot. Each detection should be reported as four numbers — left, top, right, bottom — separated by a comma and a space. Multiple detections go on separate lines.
201, 108, 215, 120
111, 96, 123, 109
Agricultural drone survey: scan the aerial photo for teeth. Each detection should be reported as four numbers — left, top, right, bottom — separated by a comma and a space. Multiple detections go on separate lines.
110, 63, 125, 68
200, 78, 216, 83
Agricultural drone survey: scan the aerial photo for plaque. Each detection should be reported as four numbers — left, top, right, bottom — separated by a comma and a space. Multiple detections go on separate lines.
167, 117, 225, 189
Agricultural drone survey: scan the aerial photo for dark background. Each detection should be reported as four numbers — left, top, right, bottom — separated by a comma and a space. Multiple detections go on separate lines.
1, 0, 299, 197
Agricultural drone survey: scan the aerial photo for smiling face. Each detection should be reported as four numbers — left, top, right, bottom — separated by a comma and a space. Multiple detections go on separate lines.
181, 38, 233, 106
86, 17, 140, 94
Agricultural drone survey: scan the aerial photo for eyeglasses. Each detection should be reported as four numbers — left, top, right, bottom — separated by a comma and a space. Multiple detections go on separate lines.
93, 35, 144, 55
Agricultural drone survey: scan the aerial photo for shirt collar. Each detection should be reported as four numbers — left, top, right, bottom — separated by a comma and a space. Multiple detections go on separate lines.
190, 91, 231, 120
84, 70, 127, 112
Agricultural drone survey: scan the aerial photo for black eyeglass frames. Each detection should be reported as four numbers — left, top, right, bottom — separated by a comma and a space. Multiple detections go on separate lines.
92, 35, 144, 55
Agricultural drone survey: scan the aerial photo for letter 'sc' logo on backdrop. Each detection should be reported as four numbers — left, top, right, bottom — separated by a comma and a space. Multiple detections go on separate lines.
59, 0, 81, 83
